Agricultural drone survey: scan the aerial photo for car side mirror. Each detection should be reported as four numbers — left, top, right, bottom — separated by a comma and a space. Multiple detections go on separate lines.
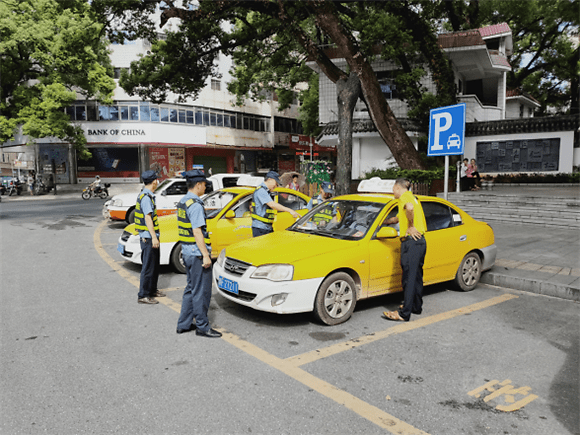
224, 210, 235, 219
376, 227, 398, 239
160, 190, 167, 196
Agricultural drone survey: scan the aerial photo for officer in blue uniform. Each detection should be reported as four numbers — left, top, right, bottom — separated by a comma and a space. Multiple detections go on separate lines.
135, 170, 165, 304
176, 169, 221, 338
251, 171, 300, 237
306, 181, 335, 227
306, 181, 335, 210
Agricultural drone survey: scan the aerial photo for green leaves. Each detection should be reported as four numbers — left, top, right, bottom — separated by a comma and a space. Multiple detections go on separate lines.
0, 0, 114, 152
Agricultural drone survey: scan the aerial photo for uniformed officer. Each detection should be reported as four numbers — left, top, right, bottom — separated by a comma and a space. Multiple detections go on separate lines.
135, 170, 165, 304
176, 169, 221, 338
251, 171, 300, 237
382, 178, 427, 322
306, 181, 335, 226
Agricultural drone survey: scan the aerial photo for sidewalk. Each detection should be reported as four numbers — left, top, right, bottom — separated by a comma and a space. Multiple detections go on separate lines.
3, 183, 579, 302
483, 222, 580, 302
0, 183, 142, 201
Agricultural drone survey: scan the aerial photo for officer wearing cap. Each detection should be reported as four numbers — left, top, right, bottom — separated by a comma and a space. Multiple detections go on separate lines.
176, 169, 221, 338
136, 170, 165, 304
306, 181, 335, 226
251, 171, 300, 237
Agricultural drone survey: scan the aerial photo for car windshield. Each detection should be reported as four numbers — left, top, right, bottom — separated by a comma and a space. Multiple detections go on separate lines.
290, 200, 385, 240
153, 179, 173, 193
203, 190, 236, 219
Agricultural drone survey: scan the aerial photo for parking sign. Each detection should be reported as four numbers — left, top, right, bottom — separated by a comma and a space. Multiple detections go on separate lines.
428, 103, 466, 156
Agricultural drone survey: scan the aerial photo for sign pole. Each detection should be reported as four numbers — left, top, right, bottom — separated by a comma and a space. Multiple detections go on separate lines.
444, 155, 449, 201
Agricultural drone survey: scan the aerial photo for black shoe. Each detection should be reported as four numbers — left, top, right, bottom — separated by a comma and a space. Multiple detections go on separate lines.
176, 324, 196, 334
195, 328, 222, 338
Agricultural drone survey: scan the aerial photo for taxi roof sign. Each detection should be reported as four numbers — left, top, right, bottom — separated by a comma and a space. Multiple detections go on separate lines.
357, 177, 395, 193
236, 174, 264, 187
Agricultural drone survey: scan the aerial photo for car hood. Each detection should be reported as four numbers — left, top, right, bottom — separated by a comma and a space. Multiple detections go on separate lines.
223, 230, 357, 266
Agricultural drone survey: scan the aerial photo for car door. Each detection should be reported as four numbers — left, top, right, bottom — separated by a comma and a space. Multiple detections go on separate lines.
272, 192, 309, 231
367, 205, 403, 297
209, 194, 253, 254
422, 201, 468, 284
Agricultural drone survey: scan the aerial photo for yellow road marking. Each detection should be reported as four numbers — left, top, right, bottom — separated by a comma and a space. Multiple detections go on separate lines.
285, 294, 518, 367
95, 220, 518, 434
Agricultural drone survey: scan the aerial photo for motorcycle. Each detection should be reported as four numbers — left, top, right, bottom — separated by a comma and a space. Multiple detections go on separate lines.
7, 179, 23, 196
82, 183, 110, 200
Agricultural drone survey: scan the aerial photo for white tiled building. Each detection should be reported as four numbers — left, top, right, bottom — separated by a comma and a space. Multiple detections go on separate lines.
313, 23, 578, 177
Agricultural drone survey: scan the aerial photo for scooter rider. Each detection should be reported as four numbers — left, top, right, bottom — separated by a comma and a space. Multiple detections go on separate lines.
251, 171, 300, 237
89, 175, 101, 194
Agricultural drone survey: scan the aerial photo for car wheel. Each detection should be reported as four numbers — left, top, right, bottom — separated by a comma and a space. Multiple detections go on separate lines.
314, 272, 357, 325
126, 208, 136, 224
454, 252, 482, 291
170, 243, 186, 274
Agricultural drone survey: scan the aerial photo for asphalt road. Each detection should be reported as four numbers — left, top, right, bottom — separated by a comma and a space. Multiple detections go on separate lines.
1, 197, 578, 435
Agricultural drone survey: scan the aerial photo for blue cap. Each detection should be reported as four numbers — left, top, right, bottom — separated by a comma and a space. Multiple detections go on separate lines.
321, 181, 335, 194
183, 169, 208, 184
141, 170, 158, 184
265, 171, 281, 185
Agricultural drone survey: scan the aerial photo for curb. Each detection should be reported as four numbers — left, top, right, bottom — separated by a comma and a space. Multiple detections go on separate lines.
481, 270, 580, 302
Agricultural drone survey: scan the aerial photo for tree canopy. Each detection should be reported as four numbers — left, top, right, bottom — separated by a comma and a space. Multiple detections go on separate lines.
0, 0, 115, 158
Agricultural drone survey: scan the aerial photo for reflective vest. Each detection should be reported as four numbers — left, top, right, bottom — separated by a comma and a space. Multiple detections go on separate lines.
134, 191, 159, 233
250, 186, 276, 225
310, 197, 332, 224
177, 198, 211, 246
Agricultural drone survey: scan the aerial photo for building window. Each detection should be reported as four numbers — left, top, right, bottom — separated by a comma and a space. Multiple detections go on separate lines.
140, 102, 150, 121
376, 71, 400, 100
150, 106, 160, 122
130, 106, 139, 120
211, 79, 221, 91
170, 108, 178, 123
519, 104, 524, 118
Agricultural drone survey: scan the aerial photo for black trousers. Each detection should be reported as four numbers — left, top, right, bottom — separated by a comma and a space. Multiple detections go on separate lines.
399, 237, 427, 321
138, 237, 160, 299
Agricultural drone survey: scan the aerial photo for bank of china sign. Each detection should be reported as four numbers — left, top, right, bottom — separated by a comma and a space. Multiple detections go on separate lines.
81, 122, 206, 145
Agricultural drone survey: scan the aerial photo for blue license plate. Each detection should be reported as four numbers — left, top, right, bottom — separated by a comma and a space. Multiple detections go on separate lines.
117, 243, 125, 254
218, 276, 239, 295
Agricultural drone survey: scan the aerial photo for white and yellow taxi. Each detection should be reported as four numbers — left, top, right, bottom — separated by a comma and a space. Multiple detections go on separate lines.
117, 177, 310, 272
213, 178, 497, 325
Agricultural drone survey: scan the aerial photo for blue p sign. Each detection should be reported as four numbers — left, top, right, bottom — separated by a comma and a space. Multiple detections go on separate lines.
428, 103, 466, 156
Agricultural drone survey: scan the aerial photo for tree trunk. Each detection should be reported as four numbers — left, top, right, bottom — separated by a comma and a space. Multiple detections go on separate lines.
311, 2, 426, 170
335, 73, 361, 196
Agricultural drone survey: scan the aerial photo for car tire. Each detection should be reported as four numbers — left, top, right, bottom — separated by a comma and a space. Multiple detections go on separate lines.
313, 272, 357, 326
126, 208, 136, 225
454, 252, 482, 291
170, 243, 186, 274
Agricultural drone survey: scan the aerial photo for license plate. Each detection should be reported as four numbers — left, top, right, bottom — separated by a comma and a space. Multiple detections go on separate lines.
218, 276, 239, 295
117, 243, 125, 254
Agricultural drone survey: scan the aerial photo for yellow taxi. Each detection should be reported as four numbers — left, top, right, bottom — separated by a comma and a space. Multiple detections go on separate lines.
213, 178, 497, 325
117, 183, 311, 272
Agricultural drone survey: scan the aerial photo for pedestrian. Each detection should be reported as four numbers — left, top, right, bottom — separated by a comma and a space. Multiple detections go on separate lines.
176, 169, 221, 338
468, 159, 481, 190
286, 174, 300, 191
382, 178, 427, 322
250, 171, 300, 237
459, 158, 469, 191
27, 172, 34, 196
135, 170, 165, 304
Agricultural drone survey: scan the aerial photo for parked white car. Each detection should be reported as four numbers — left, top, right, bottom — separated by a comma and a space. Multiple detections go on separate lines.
103, 173, 244, 224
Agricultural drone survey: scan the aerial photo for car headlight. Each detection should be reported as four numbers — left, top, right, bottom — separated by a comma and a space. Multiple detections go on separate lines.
112, 198, 123, 207
217, 249, 226, 267
251, 264, 293, 282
